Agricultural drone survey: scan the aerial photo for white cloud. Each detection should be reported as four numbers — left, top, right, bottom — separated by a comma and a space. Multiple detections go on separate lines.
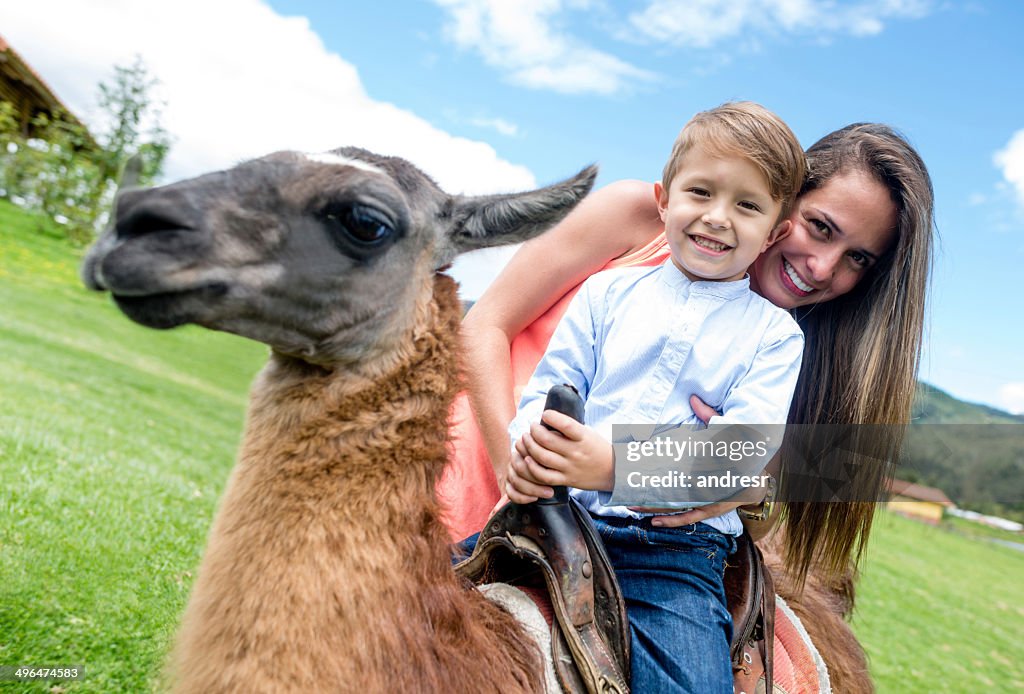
470, 117, 520, 137
0, 0, 535, 196
994, 129, 1024, 208
625, 0, 932, 47
997, 382, 1024, 415
433, 0, 655, 96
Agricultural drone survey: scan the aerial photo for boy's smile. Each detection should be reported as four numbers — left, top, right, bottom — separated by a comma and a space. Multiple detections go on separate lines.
656, 145, 784, 283
688, 233, 733, 255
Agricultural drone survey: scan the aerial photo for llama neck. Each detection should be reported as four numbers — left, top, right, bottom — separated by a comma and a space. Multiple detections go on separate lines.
233, 273, 462, 534
173, 276, 543, 693
172, 274, 538, 690
187, 271, 461, 600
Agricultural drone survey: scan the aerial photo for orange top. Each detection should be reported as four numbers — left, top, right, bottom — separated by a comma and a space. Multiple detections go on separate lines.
439, 233, 670, 540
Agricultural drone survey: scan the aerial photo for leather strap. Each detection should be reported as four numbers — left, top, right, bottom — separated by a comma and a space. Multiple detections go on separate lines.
726, 531, 774, 694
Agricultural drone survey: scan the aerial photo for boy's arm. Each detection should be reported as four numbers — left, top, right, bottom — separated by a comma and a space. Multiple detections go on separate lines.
509, 279, 601, 439
708, 329, 805, 431
640, 327, 803, 528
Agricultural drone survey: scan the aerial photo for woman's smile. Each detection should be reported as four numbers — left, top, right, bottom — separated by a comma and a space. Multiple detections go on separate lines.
780, 257, 814, 296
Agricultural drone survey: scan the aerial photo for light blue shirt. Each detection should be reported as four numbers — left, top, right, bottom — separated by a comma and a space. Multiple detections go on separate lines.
510, 261, 804, 536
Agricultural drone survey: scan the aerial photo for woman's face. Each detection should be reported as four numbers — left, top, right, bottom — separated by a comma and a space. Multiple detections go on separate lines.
751, 170, 898, 309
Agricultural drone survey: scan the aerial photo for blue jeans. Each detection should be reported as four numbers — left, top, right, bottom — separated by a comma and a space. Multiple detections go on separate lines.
593, 515, 736, 694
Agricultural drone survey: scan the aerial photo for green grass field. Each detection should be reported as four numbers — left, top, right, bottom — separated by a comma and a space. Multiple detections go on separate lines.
1, 199, 1022, 692
0, 201, 267, 691
854, 512, 1023, 692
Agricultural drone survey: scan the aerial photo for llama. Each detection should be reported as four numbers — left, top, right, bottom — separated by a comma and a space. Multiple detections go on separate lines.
82, 147, 872, 693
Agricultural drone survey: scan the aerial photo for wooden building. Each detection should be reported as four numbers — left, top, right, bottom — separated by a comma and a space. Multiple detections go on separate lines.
886, 478, 955, 525
0, 33, 89, 140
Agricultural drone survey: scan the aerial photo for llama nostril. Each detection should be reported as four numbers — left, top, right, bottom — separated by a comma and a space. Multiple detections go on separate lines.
114, 189, 198, 240
117, 207, 193, 239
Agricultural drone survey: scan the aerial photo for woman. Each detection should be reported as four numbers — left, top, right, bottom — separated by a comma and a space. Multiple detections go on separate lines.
441, 123, 933, 583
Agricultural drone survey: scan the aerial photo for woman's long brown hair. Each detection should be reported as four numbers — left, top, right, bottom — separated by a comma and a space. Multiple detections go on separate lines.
781, 123, 934, 584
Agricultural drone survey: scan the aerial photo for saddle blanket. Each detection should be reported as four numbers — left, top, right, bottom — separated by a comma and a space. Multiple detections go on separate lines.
479, 585, 831, 694
767, 595, 831, 694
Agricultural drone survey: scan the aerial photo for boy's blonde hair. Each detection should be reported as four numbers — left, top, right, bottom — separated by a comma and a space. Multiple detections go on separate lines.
661, 101, 806, 221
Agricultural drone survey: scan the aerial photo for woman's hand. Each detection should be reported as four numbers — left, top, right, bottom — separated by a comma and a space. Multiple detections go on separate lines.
689, 394, 719, 424
641, 500, 755, 528
505, 446, 555, 504
635, 394, 753, 526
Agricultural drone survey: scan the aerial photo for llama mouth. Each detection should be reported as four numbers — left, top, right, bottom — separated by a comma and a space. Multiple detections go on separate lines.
781, 258, 814, 296
689, 234, 733, 255
112, 283, 229, 329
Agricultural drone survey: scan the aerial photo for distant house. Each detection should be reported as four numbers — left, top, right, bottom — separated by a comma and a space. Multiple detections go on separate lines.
886, 478, 955, 525
0, 33, 91, 141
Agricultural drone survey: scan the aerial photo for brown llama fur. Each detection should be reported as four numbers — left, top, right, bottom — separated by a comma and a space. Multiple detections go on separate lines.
762, 537, 874, 693
167, 275, 542, 693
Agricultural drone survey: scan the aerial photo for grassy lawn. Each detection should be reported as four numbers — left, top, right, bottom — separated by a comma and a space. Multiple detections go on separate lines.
1, 199, 1021, 691
854, 510, 1024, 693
0, 201, 266, 692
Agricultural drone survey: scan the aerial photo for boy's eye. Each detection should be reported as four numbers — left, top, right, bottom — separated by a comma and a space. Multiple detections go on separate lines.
738, 200, 762, 212
687, 187, 710, 197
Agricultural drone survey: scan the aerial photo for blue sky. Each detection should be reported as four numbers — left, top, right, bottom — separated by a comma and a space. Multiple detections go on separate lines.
2, 1, 1022, 412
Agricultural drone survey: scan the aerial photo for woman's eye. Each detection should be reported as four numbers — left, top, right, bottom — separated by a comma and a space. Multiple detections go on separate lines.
849, 251, 870, 268
810, 218, 831, 238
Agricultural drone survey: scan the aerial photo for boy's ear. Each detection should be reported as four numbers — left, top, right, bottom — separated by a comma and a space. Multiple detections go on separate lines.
654, 182, 669, 221
762, 219, 791, 252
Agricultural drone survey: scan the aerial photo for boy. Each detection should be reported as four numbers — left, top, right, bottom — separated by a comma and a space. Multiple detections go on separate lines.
506, 102, 806, 692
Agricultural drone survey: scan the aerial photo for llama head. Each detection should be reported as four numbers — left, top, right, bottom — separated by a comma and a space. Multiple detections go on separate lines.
82, 147, 596, 366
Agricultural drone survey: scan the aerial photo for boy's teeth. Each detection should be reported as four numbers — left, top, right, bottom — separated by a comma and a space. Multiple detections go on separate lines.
693, 236, 728, 251
784, 259, 813, 292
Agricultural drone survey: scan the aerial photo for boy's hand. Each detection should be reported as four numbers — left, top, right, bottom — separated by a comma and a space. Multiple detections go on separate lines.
518, 410, 615, 491
505, 446, 556, 504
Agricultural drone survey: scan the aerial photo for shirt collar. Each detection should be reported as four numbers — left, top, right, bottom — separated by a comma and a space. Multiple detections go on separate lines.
659, 259, 751, 299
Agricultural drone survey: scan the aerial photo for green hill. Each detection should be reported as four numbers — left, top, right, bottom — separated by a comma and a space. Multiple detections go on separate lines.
913, 382, 1023, 424
904, 384, 1024, 521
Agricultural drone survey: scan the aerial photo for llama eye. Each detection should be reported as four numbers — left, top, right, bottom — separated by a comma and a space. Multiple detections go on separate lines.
321, 205, 395, 247
344, 208, 393, 244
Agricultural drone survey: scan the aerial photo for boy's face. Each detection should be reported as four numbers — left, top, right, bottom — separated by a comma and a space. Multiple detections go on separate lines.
657, 144, 786, 283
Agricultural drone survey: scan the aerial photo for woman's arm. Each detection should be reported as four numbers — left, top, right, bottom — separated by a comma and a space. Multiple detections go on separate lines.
461, 179, 663, 487
643, 396, 782, 540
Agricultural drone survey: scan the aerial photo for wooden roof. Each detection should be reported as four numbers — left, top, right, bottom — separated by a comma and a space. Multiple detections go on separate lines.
887, 478, 954, 505
0, 33, 90, 137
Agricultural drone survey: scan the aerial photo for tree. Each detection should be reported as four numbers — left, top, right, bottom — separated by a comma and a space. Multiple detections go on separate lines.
94, 56, 171, 189
0, 56, 171, 243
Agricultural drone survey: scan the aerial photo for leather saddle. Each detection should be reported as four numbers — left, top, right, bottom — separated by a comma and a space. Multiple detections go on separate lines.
456, 500, 775, 694
455, 496, 631, 693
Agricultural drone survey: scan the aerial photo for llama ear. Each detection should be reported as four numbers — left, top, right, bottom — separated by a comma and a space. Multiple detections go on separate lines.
435, 165, 598, 268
